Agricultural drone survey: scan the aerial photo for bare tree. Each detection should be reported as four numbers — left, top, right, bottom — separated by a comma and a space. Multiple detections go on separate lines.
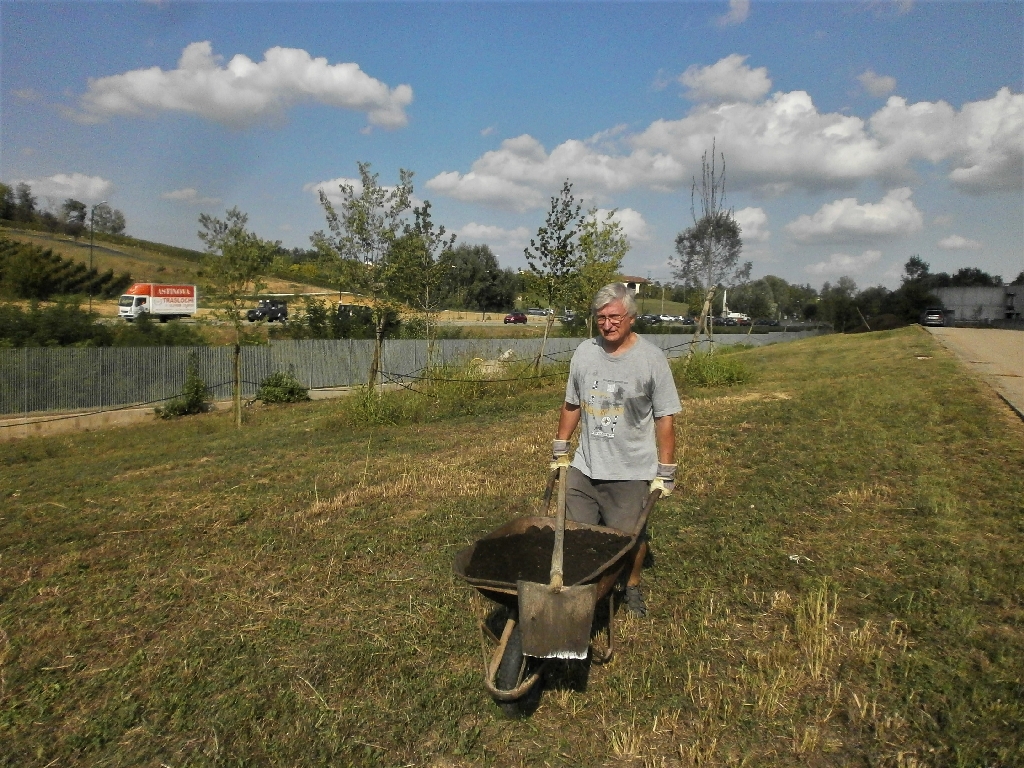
670, 142, 750, 345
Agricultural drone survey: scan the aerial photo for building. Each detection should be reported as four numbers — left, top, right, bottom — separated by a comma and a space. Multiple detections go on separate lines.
618, 276, 650, 296
935, 286, 1020, 323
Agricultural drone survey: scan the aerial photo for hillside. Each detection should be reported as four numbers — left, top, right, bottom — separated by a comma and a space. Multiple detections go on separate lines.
0, 227, 336, 311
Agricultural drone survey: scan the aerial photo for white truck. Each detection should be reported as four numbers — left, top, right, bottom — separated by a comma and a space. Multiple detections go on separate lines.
118, 283, 197, 322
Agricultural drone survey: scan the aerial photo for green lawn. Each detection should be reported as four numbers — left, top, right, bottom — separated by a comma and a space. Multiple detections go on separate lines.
1, 327, 1021, 766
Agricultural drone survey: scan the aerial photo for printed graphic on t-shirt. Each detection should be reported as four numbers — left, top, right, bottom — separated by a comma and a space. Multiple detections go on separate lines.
584, 379, 627, 439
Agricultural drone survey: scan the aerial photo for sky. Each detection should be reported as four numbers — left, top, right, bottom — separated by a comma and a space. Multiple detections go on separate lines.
2, 0, 1022, 290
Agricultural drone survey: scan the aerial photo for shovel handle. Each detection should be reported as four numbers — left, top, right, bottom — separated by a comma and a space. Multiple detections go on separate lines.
550, 466, 567, 589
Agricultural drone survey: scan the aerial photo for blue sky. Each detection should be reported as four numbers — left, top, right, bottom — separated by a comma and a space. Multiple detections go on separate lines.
2, 1, 1022, 289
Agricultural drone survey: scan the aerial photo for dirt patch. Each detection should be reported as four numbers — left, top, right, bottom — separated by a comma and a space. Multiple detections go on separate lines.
466, 526, 632, 585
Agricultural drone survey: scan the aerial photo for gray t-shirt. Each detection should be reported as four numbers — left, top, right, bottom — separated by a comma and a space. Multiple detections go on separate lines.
565, 334, 682, 481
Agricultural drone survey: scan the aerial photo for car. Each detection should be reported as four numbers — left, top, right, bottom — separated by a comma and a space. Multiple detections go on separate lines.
247, 299, 288, 323
658, 314, 677, 323
526, 307, 549, 316
504, 311, 528, 324
639, 314, 662, 324
921, 308, 945, 327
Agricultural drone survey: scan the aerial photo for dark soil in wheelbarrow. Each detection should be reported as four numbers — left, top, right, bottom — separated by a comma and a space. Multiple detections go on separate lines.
466, 526, 632, 585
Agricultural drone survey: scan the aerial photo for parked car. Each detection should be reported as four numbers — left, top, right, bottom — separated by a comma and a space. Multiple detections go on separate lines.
921, 308, 946, 327
504, 311, 528, 324
526, 307, 549, 316
658, 314, 677, 323
247, 299, 288, 322
639, 314, 662, 324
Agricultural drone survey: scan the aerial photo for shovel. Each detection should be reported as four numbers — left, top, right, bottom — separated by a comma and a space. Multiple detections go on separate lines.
517, 465, 598, 659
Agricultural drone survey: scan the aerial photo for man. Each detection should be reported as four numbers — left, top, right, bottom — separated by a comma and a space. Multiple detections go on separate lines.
551, 282, 681, 617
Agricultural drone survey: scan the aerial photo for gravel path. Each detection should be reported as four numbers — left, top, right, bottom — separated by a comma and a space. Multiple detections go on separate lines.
926, 326, 1024, 419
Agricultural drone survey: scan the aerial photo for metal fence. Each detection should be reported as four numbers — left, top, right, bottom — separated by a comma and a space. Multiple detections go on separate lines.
0, 331, 820, 417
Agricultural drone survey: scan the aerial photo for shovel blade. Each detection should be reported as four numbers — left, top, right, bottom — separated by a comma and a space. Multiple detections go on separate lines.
517, 580, 598, 659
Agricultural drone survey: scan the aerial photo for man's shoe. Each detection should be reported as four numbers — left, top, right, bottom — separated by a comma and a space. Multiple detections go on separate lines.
624, 585, 648, 617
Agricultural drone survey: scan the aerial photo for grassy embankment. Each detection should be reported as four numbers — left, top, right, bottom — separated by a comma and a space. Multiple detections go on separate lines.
1, 327, 1021, 766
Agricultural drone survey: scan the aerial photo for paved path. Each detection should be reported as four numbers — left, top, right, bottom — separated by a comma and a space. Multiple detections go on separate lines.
926, 327, 1024, 418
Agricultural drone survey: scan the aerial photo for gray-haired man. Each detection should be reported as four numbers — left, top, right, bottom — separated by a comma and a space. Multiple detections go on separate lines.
551, 282, 681, 616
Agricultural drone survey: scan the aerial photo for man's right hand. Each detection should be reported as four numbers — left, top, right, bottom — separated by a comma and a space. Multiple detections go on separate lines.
550, 439, 571, 470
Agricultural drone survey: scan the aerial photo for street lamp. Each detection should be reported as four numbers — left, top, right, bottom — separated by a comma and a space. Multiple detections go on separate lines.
88, 200, 107, 313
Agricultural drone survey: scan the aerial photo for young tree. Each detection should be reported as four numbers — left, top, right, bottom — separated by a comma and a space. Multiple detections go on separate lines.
670, 144, 750, 340
524, 180, 582, 312
394, 200, 455, 353
198, 207, 275, 428
311, 162, 414, 387
570, 208, 630, 335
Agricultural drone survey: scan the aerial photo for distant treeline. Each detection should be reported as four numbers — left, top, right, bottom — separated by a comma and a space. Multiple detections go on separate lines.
0, 236, 132, 301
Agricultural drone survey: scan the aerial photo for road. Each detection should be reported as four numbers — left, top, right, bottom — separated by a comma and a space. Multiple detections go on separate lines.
926, 326, 1024, 419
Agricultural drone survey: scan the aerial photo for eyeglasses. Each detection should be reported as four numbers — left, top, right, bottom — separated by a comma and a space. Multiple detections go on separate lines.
596, 313, 629, 326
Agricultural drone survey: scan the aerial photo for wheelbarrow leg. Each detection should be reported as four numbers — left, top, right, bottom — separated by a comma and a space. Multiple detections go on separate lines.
591, 590, 616, 665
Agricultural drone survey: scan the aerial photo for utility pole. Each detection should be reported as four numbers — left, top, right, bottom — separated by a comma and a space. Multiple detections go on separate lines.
88, 200, 107, 314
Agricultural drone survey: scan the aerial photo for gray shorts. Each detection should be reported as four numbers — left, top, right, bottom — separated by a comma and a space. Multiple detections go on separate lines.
565, 466, 649, 537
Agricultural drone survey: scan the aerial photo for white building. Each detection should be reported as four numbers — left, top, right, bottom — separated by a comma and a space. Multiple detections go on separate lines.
935, 286, 1020, 322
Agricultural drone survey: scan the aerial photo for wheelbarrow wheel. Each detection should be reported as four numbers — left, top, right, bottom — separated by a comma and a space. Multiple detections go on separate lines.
494, 621, 542, 718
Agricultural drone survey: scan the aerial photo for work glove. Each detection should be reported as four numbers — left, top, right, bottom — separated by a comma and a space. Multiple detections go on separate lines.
550, 439, 571, 471
649, 463, 677, 497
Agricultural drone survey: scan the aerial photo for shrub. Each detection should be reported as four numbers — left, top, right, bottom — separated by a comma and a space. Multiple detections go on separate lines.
674, 350, 752, 388
256, 370, 310, 404
156, 357, 210, 418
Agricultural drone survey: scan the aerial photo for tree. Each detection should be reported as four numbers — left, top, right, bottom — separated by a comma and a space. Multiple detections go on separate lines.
61, 199, 87, 238
819, 276, 860, 331
670, 144, 749, 339
903, 255, 930, 282
14, 183, 36, 223
311, 162, 414, 386
948, 267, 1002, 287
198, 206, 275, 428
570, 208, 630, 334
92, 203, 126, 235
523, 180, 582, 311
436, 244, 518, 312
0, 183, 14, 220
1011, 271, 1024, 286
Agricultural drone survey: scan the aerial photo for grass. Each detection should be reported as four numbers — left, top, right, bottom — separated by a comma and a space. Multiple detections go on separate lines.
1, 327, 1022, 766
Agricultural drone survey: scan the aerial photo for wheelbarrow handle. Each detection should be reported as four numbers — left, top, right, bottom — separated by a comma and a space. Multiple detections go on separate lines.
541, 468, 558, 516
632, 488, 661, 538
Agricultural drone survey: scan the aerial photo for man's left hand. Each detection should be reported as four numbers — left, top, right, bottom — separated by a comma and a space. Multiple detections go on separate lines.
650, 463, 677, 497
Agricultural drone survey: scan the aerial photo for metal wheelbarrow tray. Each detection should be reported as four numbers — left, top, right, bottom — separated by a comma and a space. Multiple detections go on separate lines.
452, 486, 658, 711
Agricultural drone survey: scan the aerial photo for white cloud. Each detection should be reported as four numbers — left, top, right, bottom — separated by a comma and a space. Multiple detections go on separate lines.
12, 88, 42, 102
15, 173, 112, 202
857, 69, 897, 98
806, 249, 883, 276
716, 0, 750, 27
68, 41, 413, 129
870, 87, 1023, 193
734, 206, 770, 242
456, 222, 531, 245
480, 125, 496, 136
785, 188, 923, 243
679, 55, 771, 104
427, 80, 1023, 211
933, 214, 954, 227
937, 234, 983, 250
161, 187, 220, 206
591, 208, 651, 242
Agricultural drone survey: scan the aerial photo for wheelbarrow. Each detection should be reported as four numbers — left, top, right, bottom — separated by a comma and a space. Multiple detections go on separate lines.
452, 468, 659, 717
